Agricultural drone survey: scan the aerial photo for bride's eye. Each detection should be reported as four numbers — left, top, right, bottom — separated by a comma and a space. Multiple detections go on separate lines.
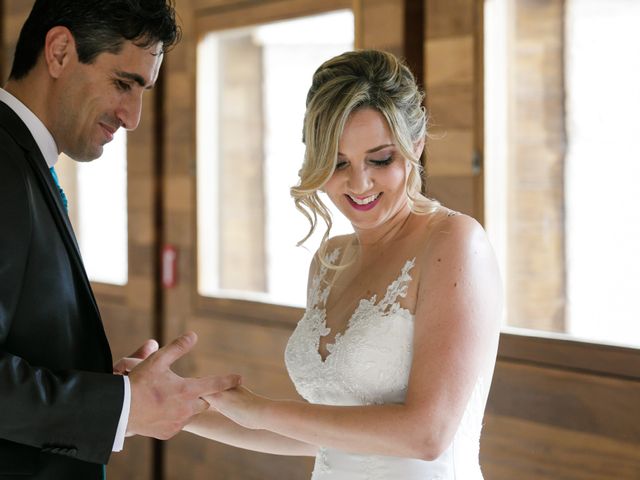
335, 160, 348, 170
370, 156, 393, 167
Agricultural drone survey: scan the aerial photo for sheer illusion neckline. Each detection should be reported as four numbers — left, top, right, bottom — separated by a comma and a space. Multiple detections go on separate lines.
309, 249, 416, 363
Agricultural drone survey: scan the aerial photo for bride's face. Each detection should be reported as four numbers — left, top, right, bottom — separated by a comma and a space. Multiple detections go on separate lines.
323, 108, 410, 231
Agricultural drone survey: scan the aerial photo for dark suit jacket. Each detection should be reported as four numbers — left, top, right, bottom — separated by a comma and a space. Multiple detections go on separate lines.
0, 101, 124, 479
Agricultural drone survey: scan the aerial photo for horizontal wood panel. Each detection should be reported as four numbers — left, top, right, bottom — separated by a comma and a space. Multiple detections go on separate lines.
165, 176, 193, 212
193, 0, 247, 9
426, 128, 473, 176
427, 84, 474, 129
128, 177, 155, 210
482, 414, 640, 480
189, 315, 297, 372
426, 35, 474, 87
487, 360, 640, 444
360, 0, 403, 54
195, 296, 304, 328
196, 354, 300, 399
426, 0, 474, 39
498, 331, 640, 380
108, 436, 153, 480
195, 0, 352, 34
166, 431, 313, 480
129, 210, 155, 245
425, 174, 476, 216
125, 277, 155, 311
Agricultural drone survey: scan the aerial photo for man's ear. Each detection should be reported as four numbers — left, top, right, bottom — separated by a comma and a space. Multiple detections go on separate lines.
44, 26, 76, 79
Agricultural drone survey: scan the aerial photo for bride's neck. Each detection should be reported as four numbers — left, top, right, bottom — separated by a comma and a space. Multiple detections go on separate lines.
352, 206, 413, 252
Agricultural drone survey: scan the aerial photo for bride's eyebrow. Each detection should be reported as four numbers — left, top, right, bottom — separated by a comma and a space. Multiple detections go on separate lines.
337, 144, 395, 156
366, 143, 395, 153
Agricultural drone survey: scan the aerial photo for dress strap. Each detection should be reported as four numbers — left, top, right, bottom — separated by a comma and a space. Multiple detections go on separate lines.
378, 258, 416, 314
307, 248, 341, 310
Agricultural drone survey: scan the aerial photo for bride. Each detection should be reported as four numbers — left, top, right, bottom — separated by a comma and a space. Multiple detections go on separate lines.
185, 49, 502, 479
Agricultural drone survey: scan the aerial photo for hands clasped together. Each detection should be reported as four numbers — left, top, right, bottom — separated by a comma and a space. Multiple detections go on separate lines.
203, 386, 268, 430
113, 331, 246, 440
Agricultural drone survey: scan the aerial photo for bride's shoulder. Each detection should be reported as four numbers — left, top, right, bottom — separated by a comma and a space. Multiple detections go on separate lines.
416, 208, 488, 260
425, 208, 481, 233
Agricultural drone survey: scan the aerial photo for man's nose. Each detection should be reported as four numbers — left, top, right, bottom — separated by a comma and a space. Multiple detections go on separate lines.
118, 91, 143, 130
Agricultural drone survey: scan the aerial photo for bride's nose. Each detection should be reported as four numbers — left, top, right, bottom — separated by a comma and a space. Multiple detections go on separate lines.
347, 166, 374, 195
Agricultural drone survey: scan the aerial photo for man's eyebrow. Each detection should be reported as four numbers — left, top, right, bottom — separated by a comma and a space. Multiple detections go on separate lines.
115, 71, 153, 89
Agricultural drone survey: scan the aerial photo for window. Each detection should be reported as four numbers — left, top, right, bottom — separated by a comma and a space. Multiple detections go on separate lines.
484, 0, 640, 347
57, 130, 128, 285
197, 10, 354, 307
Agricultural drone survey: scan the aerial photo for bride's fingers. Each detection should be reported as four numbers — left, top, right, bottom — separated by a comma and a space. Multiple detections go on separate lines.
113, 357, 144, 375
193, 397, 210, 415
200, 393, 219, 406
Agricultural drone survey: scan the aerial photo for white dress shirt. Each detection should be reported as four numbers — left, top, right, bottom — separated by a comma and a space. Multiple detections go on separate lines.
0, 87, 131, 452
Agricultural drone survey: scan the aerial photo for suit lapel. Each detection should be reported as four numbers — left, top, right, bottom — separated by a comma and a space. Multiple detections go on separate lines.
0, 101, 112, 365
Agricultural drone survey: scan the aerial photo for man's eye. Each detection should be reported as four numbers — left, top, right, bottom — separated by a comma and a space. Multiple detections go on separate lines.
115, 80, 131, 91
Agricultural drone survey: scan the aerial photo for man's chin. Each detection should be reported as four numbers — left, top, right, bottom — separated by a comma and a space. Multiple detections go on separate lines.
68, 147, 104, 162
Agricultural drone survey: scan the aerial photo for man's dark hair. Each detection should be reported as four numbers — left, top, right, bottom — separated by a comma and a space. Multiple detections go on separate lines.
9, 0, 181, 80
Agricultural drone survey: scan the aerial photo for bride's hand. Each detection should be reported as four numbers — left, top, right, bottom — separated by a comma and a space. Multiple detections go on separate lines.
204, 386, 268, 430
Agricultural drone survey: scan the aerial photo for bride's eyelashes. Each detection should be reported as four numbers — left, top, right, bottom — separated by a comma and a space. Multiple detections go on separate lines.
334, 155, 395, 171
369, 156, 393, 167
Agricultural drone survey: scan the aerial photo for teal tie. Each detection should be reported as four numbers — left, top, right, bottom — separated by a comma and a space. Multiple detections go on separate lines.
49, 166, 68, 211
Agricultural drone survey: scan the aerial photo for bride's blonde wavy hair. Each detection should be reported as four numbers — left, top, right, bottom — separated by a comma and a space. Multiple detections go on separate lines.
291, 50, 440, 264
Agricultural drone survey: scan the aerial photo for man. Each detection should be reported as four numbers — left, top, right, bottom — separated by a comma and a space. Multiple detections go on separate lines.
0, 1, 239, 478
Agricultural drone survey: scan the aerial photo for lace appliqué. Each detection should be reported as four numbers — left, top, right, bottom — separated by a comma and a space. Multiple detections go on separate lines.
285, 251, 417, 407
308, 248, 342, 310
378, 258, 415, 315
313, 447, 332, 475
323, 258, 415, 363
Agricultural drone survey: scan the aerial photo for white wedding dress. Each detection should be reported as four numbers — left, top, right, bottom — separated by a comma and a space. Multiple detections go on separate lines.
285, 249, 488, 479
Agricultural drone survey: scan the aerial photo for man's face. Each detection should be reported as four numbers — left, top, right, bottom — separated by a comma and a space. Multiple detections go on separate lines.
51, 40, 163, 161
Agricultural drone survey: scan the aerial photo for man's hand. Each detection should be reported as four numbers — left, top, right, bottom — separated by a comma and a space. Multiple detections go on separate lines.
113, 339, 159, 375
125, 331, 241, 440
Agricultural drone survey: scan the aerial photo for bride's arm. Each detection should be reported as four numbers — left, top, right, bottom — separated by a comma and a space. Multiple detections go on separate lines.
180, 249, 329, 457
184, 409, 317, 456
207, 214, 502, 460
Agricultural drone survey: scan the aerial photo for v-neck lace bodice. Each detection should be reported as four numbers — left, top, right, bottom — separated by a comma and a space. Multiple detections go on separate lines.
285, 248, 488, 479
286, 248, 416, 406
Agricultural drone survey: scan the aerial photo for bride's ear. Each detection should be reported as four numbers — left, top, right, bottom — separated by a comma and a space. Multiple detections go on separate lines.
413, 137, 425, 159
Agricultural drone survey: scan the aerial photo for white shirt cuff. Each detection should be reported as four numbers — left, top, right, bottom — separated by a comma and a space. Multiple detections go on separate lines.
112, 375, 131, 452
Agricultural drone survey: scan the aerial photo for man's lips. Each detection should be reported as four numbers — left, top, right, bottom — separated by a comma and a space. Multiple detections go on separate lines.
99, 122, 117, 142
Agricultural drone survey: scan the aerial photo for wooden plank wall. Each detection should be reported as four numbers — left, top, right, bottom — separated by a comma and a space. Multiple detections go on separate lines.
482, 335, 640, 479
424, 0, 482, 219
1, 0, 25, 79
423, 1, 640, 479
506, 0, 567, 332
2, 1, 640, 479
